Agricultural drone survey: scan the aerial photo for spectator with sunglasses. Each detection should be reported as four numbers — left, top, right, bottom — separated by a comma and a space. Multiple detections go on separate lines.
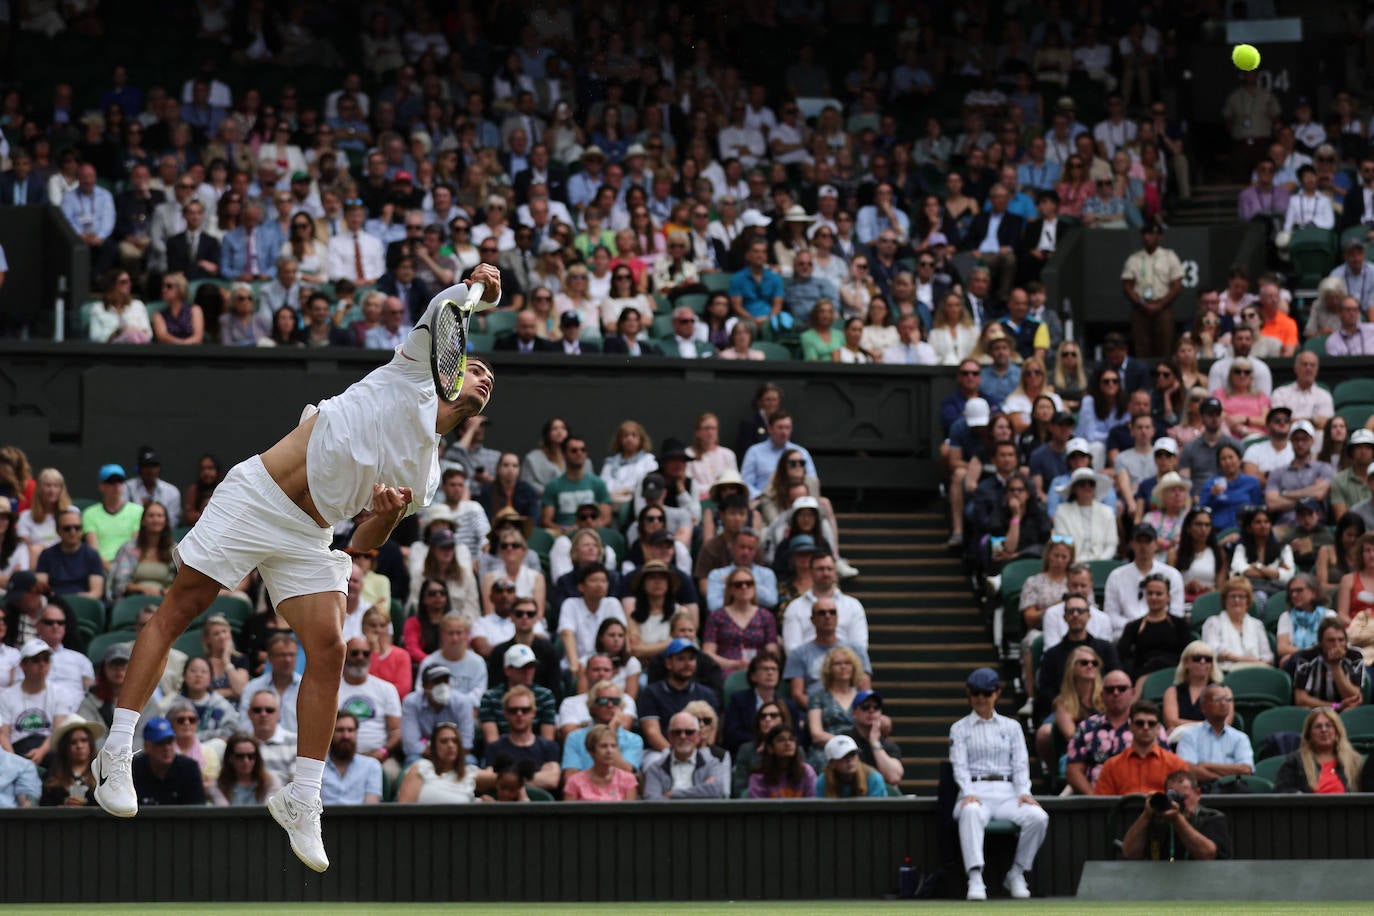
1033, 593, 1122, 723
336, 636, 403, 778
561, 679, 642, 783
643, 709, 729, 799
1065, 668, 1147, 794
479, 644, 557, 744
1094, 700, 1189, 796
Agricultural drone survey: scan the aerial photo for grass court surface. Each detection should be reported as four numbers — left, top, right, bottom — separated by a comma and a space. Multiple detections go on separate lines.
7, 903, 1365, 915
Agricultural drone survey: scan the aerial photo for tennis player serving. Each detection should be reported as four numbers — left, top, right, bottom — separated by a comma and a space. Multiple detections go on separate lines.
93, 265, 502, 872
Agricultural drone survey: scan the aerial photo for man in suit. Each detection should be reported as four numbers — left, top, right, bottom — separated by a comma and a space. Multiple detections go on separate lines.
1337, 155, 1374, 241
554, 310, 599, 355
497, 225, 539, 296
146, 177, 199, 275
166, 198, 221, 280
958, 184, 1024, 303
375, 256, 430, 323
1097, 332, 1152, 393
0, 151, 46, 206
220, 200, 283, 282
512, 143, 568, 207
962, 266, 1003, 326
494, 309, 559, 353
602, 308, 661, 356
1019, 190, 1066, 285
657, 307, 715, 358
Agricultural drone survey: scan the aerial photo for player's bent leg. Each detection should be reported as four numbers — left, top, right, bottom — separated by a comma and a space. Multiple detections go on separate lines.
267, 589, 346, 873
94, 565, 222, 818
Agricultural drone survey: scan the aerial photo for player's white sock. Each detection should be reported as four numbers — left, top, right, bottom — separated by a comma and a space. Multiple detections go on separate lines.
106, 708, 141, 755
291, 757, 326, 804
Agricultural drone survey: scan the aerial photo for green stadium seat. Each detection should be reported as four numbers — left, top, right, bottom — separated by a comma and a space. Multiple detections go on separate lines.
1189, 591, 1225, 631
1337, 403, 1374, 431
1087, 559, 1118, 599
172, 525, 193, 543
467, 331, 494, 352
723, 669, 749, 705
1029, 634, 1044, 683
391, 599, 406, 645
1249, 705, 1311, 755
1289, 227, 1336, 289
85, 630, 136, 665
1231, 774, 1273, 793
64, 595, 106, 636
110, 594, 164, 631
597, 527, 627, 561
71, 497, 97, 511
1140, 668, 1175, 704
701, 273, 731, 294
651, 313, 674, 338
1302, 334, 1329, 355
482, 310, 517, 335
755, 341, 794, 361
1333, 379, 1374, 410
525, 786, 555, 801
1252, 755, 1284, 783
201, 593, 252, 631
172, 627, 204, 658
677, 293, 708, 313
1339, 705, 1374, 753
526, 528, 555, 562
1223, 667, 1293, 725
1262, 592, 1289, 632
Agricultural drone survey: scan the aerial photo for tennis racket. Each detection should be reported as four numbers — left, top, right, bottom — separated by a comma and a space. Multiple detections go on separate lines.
430, 281, 484, 402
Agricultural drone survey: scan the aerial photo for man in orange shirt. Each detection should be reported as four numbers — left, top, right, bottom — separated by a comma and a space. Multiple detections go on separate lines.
1256, 278, 1298, 357
1093, 700, 1187, 796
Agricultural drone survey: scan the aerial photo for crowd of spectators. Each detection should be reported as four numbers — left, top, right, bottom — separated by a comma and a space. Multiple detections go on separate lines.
0, 1, 1216, 363
0, 382, 892, 805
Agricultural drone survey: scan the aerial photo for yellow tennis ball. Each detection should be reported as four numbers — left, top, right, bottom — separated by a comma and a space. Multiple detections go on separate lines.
1232, 43, 1260, 71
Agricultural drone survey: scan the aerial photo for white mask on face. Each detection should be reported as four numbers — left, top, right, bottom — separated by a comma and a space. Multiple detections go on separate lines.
428, 682, 452, 706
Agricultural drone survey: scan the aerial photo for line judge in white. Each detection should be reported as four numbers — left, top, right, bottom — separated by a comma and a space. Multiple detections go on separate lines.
949, 667, 1048, 901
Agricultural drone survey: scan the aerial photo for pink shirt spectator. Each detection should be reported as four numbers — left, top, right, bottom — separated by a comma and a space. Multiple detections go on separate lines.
562, 767, 638, 801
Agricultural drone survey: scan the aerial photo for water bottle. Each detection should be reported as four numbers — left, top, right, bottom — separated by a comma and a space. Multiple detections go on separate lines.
898, 856, 918, 898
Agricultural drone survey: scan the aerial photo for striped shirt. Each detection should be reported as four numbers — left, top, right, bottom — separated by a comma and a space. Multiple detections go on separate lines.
949, 711, 1032, 797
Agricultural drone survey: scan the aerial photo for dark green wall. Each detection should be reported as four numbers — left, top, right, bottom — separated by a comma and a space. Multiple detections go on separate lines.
0, 343, 948, 499
4, 795, 1373, 903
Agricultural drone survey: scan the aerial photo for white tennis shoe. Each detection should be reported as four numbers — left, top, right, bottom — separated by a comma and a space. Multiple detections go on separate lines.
268, 787, 330, 873
1003, 870, 1031, 899
92, 746, 138, 818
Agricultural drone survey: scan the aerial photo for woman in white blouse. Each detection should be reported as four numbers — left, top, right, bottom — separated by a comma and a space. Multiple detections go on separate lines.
1200, 576, 1274, 671
834, 317, 878, 364
1051, 468, 1119, 562
601, 420, 659, 504
928, 292, 978, 365
859, 297, 900, 356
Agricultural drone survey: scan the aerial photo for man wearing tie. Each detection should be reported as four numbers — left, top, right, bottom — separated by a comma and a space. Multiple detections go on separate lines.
959, 184, 1024, 303
1337, 156, 1374, 242
326, 199, 384, 284
220, 200, 280, 282
963, 267, 1000, 326
881, 315, 937, 365
493, 310, 558, 353
166, 199, 221, 280
0, 151, 46, 206
948, 667, 1048, 900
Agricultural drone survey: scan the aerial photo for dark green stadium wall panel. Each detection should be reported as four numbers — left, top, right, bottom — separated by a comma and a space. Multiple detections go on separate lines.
4, 796, 1374, 903
0, 344, 947, 496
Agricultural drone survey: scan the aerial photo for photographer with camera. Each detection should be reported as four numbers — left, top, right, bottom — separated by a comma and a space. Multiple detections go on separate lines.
1122, 770, 1230, 861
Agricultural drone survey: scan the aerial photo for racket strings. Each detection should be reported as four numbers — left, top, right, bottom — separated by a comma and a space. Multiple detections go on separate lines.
433, 302, 469, 400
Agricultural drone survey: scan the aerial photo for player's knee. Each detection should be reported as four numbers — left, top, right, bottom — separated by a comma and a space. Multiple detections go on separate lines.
301, 631, 347, 672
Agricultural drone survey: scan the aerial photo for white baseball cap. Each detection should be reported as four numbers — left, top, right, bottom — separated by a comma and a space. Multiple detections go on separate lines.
1153, 437, 1179, 455
503, 644, 538, 668
1066, 437, 1092, 457
964, 397, 990, 428
1290, 420, 1316, 438
825, 735, 860, 761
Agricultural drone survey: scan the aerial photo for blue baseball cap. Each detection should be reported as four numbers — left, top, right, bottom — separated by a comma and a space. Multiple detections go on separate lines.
851, 689, 884, 710
99, 463, 126, 483
143, 716, 175, 743
966, 667, 1001, 692
664, 637, 699, 658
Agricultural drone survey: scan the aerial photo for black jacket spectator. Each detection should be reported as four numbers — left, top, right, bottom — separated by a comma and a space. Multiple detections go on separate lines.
513, 165, 569, 205
132, 753, 205, 806
493, 332, 559, 352
960, 210, 1026, 252
0, 171, 45, 206
1034, 635, 1122, 721
602, 336, 662, 356
166, 230, 222, 280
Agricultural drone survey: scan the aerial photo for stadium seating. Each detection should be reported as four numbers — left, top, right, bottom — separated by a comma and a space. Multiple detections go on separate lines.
1140, 668, 1175, 704
65, 594, 106, 638
1339, 705, 1374, 753
1248, 705, 1311, 754
85, 630, 136, 665
1252, 755, 1285, 782
1333, 379, 1374, 410
1224, 667, 1293, 726
110, 594, 163, 631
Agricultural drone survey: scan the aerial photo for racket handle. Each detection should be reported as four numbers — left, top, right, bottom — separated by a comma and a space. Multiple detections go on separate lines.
464, 281, 486, 308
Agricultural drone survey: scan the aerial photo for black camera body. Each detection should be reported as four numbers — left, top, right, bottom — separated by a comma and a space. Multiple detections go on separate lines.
1148, 788, 1186, 813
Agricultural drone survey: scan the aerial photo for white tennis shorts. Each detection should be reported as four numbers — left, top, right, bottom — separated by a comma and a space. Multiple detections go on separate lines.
173, 455, 351, 603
